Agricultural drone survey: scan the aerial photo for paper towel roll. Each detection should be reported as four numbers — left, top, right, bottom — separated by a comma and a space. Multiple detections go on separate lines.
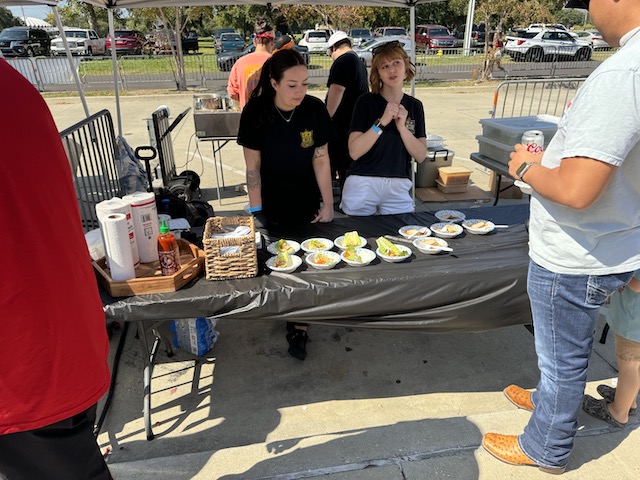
123, 191, 159, 263
102, 213, 136, 281
96, 197, 140, 266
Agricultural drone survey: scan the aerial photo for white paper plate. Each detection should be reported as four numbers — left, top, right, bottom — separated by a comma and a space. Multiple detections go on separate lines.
266, 254, 302, 274
341, 247, 376, 267
398, 225, 431, 239
305, 251, 341, 270
462, 219, 495, 235
413, 237, 449, 254
376, 244, 412, 263
267, 239, 301, 255
434, 209, 466, 223
301, 237, 334, 253
431, 222, 463, 238
334, 235, 368, 250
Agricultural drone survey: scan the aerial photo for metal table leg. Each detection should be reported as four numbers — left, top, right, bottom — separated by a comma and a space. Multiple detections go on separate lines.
210, 140, 229, 204
137, 321, 163, 441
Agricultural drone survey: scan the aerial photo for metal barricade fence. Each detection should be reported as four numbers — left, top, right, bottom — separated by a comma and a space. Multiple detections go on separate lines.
119, 55, 176, 88
60, 109, 122, 232
6, 57, 42, 90
490, 77, 586, 119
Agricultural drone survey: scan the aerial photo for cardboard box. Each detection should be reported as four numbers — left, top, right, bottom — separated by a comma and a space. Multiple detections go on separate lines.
438, 166, 471, 186
436, 179, 469, 193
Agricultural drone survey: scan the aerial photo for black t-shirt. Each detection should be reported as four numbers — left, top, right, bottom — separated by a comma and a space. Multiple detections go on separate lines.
348, 93, 426, 179
326, 51, 369, 137
238, 95, 332, 226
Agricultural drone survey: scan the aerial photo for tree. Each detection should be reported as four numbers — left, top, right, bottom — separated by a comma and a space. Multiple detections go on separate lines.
47, 0, 115, 36
0, 7, 21, 30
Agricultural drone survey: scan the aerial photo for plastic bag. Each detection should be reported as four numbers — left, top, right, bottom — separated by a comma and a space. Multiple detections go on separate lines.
170, 318, 219, 356
116, 136, 148, 195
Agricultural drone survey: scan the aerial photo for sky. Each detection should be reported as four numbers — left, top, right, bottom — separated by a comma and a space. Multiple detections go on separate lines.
7, 5, 51, 21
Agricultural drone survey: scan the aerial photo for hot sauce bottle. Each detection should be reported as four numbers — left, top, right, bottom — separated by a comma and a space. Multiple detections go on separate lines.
157, 220, 181, 276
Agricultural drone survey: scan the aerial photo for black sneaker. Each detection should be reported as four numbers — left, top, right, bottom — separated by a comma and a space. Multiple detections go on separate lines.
286, 330, 308, 360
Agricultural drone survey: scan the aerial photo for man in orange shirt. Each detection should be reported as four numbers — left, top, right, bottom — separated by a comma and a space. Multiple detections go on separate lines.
227, 17, 275, 109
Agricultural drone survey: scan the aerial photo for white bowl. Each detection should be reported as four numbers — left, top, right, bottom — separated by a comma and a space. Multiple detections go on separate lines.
341, 247, 376, 267
305, 251, 341, 270
514, 180, 533, 195
267, 239, 301, 255
376, 244, 412, 263
431, 222, 463, 238
435, 209, 466, 223
266, 254, 302, 274
462, 219, 495, 235
334, 235, 368, 250
398, 225, 431, 239
301, 237, 334, 253
413, 237, 449, 254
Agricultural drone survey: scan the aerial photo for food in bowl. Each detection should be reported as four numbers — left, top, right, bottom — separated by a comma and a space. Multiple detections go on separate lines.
413, 237, 449, 254
375, 237, 411, 262
399, 225, 431, 239
431, 222, 463, 238
305, 250, 341, 269
267, 239, 300, 255
266, 253, 302, 273
334, 232, 367, 249
435, 210, 466, 223
301, 237, 334, 252
462, 219, 496, 235
341, 246, 375, 267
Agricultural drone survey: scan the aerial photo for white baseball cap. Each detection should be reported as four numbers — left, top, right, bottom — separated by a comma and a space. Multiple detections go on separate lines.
326, 31, 350, 54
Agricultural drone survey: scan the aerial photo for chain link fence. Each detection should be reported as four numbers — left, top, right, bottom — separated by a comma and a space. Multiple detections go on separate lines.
5, 49, 616, 92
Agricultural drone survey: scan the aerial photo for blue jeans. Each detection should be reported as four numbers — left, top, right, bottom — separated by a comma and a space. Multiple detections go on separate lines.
519, 260, 633, 469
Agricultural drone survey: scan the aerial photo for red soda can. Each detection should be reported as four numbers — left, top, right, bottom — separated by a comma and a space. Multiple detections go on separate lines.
522, 130, 544, 154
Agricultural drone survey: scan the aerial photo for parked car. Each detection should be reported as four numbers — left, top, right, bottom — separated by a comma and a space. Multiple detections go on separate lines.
415, 24, 456, 51
373, 26, 408, 38
217, 43, 309, 72
298, 29, 332, 54
215, 32, 244, 52
105, 30, 144, 55
575, 30, 610, 50
354, 37, 412, 67
213, 27, 236, 40
349, 28, 374, 47
0, 26, 50, 57
176, 31, 199, 54
50, 28, 106, 56
505, 28, 592, 62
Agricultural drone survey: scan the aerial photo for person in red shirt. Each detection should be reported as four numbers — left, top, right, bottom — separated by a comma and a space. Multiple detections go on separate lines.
0, 59, 112, 479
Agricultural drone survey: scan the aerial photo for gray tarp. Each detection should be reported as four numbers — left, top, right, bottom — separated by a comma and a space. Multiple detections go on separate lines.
102, 204, 532, 332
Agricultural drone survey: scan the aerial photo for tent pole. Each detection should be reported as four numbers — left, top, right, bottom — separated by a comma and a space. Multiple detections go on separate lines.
464, 0, 476, 55
52, 7, 90, 118
410, 2, 416, 208
108, 9, 122, 137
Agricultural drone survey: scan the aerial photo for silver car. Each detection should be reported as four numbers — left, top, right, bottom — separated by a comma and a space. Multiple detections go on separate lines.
354, 37, 413, 67
575, 30, 610, 50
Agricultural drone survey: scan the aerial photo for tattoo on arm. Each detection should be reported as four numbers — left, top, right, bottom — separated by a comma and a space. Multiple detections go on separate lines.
247, 169, 261, 190
313, 145, 327, 159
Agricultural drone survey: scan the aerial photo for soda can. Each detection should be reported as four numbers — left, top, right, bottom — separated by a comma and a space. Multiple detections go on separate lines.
522, 130, 544, 154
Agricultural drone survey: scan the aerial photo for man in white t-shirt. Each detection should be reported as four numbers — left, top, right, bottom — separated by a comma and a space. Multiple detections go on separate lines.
482, 0, 640, 474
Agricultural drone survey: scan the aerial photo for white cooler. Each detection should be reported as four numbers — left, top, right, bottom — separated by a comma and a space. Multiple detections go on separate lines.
416, 148, 455, 188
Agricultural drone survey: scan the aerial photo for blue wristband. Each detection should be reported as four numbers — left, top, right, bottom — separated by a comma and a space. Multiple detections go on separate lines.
248, 205, 262, 213
371, 123, 383, 135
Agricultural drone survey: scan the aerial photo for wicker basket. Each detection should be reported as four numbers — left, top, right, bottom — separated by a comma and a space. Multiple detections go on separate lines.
203, 216, 258, 280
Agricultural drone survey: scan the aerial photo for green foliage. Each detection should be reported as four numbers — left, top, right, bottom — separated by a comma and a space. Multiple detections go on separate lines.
54, 0, 119, 36
0, 7, 21, 30
556, 9, 589, 28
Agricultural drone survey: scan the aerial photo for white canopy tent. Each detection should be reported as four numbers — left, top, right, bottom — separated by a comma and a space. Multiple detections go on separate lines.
2, 0, 472, 135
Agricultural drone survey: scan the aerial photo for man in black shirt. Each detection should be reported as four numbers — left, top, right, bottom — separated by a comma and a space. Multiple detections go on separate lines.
325, 31, 369, 195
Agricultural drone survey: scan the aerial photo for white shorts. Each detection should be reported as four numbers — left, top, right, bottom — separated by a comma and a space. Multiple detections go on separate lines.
340, 175, 413, 216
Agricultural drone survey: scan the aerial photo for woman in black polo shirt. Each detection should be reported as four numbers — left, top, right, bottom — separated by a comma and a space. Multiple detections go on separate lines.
237, 49, 334, 360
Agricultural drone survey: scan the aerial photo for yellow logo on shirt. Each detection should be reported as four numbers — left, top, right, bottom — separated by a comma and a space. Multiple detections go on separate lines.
300, 130, 314, 148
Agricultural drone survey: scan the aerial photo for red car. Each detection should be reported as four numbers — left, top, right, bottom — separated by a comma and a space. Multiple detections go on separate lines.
106, 30, 144, 55
415, 24, 457, 51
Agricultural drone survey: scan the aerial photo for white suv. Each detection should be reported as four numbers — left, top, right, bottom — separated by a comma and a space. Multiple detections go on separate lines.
505, 28, 592, 62
298, 30, 332, 54
51, 28, 106, 56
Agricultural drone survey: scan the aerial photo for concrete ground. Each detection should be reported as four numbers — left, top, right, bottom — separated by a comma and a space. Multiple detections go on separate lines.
45, 88, 640, 479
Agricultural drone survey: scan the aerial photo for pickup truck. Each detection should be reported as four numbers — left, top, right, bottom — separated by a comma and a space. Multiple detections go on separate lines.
505, 28, 592, 62
51, 28, 106, 56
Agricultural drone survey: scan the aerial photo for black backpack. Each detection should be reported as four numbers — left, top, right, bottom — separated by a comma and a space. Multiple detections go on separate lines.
155, 188, 214, 228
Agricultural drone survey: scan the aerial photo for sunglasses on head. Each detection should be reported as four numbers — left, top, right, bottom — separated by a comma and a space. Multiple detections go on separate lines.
372, 40, 402, 56
564, 0, 589, 9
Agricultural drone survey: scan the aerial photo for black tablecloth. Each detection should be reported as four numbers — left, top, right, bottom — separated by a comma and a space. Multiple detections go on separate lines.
101, 204, 532, 332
